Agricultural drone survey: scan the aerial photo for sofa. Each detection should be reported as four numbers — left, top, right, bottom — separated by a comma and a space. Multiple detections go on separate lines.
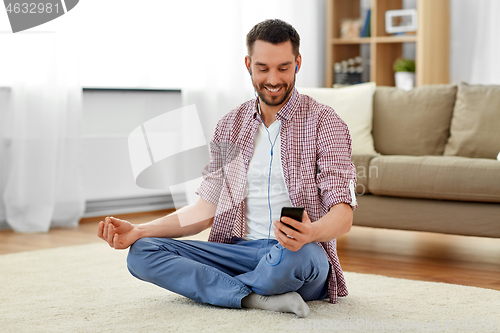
300, 82, 500, 238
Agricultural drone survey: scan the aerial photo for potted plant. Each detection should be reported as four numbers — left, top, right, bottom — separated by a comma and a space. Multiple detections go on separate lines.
393, 58, 415, 91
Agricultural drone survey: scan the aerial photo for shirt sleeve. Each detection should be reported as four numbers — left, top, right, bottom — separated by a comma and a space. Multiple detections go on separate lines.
316, 108, 358, 211
195, 121, 224, 206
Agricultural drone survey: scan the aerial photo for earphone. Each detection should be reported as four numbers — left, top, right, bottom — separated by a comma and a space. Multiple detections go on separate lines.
249, 64, 298, 75
249, 63, 297, 266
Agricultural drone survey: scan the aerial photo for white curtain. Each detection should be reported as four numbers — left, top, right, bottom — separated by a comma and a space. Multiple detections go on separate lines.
450, 0, 500, 84
0, 29, 85, 232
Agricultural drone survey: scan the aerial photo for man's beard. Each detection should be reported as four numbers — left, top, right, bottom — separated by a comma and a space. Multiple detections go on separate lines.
254, 77, 295, 107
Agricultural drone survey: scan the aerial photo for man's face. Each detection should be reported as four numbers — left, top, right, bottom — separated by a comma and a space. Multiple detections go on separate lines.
246, 40, 301, 108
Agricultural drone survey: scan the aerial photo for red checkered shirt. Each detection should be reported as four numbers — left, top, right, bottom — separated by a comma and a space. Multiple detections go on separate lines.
196, 88, 357, 304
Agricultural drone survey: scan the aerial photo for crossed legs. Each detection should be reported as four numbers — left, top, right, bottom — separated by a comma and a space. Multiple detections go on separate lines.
126, 237, 329, 317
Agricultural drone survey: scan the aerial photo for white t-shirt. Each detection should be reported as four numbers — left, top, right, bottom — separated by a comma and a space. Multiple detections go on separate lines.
244, 119, 292, 240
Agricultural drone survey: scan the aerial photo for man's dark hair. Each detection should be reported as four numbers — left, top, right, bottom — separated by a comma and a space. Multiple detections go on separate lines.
246, 19, 300, 58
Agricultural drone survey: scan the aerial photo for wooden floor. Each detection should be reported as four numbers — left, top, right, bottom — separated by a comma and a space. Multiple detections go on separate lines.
1, 209, 499, 291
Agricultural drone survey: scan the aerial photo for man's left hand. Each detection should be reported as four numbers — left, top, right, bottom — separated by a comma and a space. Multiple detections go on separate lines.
273, 210, 314, 251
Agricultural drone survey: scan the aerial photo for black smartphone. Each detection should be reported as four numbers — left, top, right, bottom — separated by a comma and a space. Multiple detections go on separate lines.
280, 207, 304, 231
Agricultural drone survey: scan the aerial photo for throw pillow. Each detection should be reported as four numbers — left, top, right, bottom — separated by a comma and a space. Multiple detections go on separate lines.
299, 82, 377, 155
444, 82, 500, 159
372, 84, 457, 156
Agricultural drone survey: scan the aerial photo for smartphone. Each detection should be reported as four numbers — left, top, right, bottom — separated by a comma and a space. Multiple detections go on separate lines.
280, 207, 304, 231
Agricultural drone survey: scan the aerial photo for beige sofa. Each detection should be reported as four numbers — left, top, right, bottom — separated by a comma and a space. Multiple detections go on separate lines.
352, 83, 500, 238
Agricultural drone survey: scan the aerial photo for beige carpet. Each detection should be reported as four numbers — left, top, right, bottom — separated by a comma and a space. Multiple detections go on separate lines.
1, 243, 499, 333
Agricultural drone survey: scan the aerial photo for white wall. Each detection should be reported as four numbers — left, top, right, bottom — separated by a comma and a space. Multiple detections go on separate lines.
449, 1, 480, 84
450, 0, 500, 84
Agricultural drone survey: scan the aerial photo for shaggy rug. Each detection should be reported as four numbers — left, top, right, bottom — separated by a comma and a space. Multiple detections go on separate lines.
0, 243, 498, 332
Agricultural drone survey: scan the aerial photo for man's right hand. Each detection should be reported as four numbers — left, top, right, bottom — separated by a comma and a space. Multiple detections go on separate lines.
96, 198, 216, 248
97, 216, 141, 250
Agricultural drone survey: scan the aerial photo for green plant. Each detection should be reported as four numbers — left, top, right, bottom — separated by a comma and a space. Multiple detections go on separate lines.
393, 58, 416, 72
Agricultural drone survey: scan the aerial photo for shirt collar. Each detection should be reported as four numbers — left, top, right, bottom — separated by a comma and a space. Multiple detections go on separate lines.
251, 87, 300, 123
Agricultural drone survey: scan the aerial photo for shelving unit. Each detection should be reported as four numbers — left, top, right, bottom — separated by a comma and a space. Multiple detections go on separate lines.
326, 0, 450, 87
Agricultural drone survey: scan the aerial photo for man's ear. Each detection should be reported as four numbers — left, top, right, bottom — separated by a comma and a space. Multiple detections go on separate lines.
245, 56, 251, 74
295, 53, 302, 74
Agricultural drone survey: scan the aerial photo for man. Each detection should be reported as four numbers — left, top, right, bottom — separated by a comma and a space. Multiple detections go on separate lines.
98, 19, 357, 318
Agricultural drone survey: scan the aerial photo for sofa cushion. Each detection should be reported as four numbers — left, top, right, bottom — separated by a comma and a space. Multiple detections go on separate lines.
353, 195, 500, 238
373, 85, 457, 156
351, 154, 377, 195
444, 82, 500, 159
368, 155, 500, 203
299, 82, 378, 155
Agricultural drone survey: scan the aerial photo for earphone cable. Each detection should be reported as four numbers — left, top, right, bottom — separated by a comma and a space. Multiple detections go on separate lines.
255, 88, 296, 265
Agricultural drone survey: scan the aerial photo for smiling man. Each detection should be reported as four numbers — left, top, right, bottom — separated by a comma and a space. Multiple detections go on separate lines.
98, 19, 357, 318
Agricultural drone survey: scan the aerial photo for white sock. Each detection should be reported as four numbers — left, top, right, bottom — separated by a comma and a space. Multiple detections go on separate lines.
241, 292, 310, 318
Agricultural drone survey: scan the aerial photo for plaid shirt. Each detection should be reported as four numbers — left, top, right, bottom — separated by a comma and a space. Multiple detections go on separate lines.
196, 88, 357, 304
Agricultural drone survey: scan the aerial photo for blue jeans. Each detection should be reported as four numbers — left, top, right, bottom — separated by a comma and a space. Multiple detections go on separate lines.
127, 236, 329, 308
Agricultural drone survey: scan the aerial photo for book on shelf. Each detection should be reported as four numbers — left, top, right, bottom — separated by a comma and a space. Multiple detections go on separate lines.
360, 9, 371, 38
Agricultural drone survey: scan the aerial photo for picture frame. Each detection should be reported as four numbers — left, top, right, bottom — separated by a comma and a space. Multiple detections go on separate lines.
385, 9, 418, 34
340, 18, 362, 39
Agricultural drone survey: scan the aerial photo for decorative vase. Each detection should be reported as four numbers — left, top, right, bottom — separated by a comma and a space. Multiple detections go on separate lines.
395, 72, 415, 91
